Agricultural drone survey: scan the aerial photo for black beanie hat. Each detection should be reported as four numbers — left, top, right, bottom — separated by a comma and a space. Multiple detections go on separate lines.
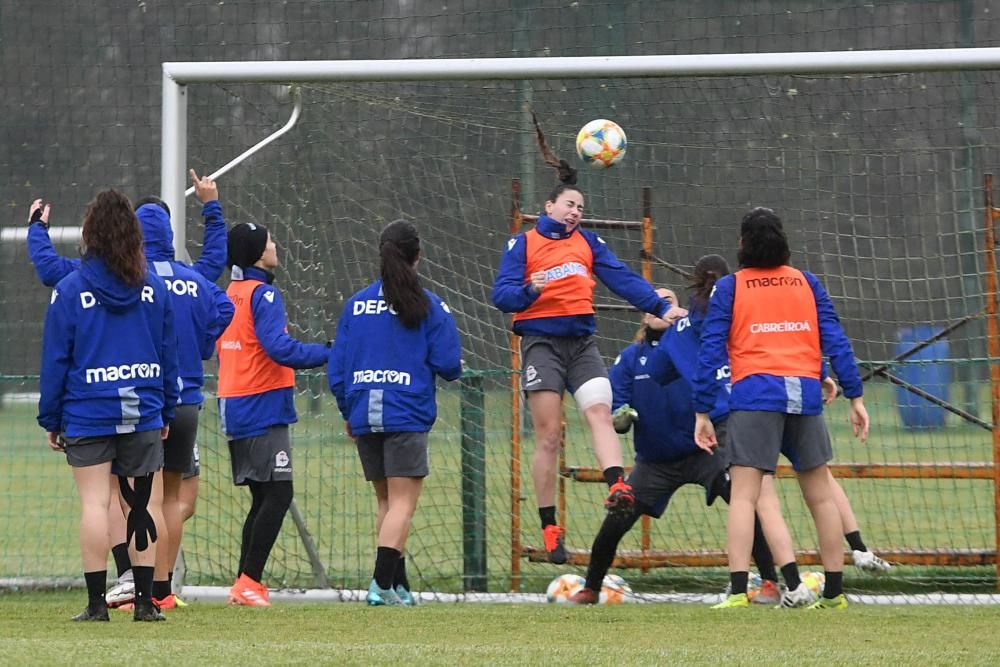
228, 222, 269, 269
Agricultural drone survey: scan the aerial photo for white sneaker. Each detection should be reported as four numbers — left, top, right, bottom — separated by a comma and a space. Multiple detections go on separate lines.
105, 570, 135, 608
853, 549, 892, 573
778, 582, 817, 608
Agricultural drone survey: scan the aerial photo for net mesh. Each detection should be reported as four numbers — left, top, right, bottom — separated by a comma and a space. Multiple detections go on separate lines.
2, 69, 998, 597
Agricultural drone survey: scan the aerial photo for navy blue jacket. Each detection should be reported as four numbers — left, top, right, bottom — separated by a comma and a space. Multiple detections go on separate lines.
39, 257, 179, 437
329, 280, 462, 435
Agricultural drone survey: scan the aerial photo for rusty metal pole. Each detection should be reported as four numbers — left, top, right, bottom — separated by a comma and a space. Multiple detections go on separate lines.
982, 173, 1000, 591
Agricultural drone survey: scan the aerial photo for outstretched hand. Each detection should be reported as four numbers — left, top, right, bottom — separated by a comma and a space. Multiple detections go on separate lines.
29, 198, 51, 226
190, 169, 219, 203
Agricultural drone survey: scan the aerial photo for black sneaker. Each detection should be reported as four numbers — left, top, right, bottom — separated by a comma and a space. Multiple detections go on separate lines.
542, 524, 567, 565
72, 602, 110, 622
133, 599, 166, 622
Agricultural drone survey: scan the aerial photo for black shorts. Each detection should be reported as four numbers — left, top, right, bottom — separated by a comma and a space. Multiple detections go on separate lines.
520, 335, 607, 394
627, 423, 730, 518
228, 425, 292, 485
727, 410, 833, 473
64, 429, 164, 477
163, 405, 199, 474
355, 431, 430, 481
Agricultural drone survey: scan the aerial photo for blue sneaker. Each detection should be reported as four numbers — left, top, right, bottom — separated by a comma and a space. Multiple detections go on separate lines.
395, 585, 417, 606
367, 579, 403, 606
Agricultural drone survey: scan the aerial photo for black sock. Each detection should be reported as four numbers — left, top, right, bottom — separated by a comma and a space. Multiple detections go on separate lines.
152, 580, 171, 600
750, 515, 777, 583
242, 481, 293, 582
780, 562, 802, 591
585, 508, 640, 591
824, 571, 844, 598
845, 530, 867, 552
729, 571, 749, 596
393, 556, 410, 591
84, 570, 107, 605
374, 546, 401, 590
538, 506, 557, 529
111, 543, 131, 579
602, 466, 625, 487
168, 572, 173, 593
132, 565, 154, 602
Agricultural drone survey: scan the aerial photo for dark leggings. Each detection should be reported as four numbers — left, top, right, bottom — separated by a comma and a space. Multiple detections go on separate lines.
238, 480, 293, 582
583, 477, 776, 591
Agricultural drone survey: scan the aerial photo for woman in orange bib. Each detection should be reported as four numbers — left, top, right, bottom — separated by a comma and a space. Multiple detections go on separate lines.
693, 208, 870, 610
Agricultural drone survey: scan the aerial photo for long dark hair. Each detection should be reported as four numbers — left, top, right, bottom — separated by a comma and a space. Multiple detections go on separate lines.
82, 189, 146, 286
530, 111, 581, 203
380, 220, 429, 329
688, 254, 730, 315
737, 207, 791, 268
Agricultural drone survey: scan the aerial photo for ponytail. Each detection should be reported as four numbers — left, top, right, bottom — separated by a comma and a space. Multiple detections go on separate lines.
379, 220, 429, 329
688, 254, 730, 315
530, 110, 581, 202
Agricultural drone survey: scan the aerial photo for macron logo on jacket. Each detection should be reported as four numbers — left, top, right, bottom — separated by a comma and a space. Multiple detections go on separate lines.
85, 362, 162, 384
352, 369, 412, 386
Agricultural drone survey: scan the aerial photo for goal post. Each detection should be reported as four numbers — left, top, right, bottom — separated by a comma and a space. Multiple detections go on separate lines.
159, 48, 1000, 599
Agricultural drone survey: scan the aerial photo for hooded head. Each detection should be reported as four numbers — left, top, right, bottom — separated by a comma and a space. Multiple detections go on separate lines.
228, 222, 269, 270
136, 202, 174, 262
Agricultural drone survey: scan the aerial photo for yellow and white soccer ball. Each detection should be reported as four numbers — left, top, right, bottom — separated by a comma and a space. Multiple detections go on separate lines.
575, 119, 627, 169
546, 573, 585, 604
599, 573, 632, 604
802, 570, 826, 596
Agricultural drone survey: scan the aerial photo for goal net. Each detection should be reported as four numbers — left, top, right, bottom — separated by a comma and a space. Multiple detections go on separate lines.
3, 52, 998, 600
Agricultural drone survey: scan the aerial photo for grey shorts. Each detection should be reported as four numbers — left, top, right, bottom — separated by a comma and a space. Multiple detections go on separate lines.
163, 405, 199, 474
627, 423, 730, 517
228, 425, 292, 485
520, 335, 607, 394
355, 431, 429, 481
727, 410, 833, 473
63, 429, 164, 477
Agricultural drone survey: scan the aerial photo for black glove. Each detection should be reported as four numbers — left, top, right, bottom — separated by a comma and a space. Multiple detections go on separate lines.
29, 206, 48, 229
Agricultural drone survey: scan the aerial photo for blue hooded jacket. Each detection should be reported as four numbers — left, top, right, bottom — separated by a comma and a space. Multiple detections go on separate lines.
137, 204, 234, 405
38, 257, 179, 437
329, 280, 462, 435
27, 204, 233, 407
491, 215, 670, 337
27, 199, 228, 286
610, 337, 701, 462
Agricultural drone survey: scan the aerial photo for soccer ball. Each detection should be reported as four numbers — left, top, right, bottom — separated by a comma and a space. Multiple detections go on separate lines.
546, 573, 585, 604
745, 571, 764, 601
599, 573, 632, 604
802, 571, 826, 596
575, 119, 627, 169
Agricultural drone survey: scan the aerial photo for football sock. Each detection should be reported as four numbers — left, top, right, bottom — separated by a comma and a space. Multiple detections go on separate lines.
168, 572, 173, 592
374, 546, 401, 590
729, 571, 749, 596
780, 562, 802, 591
603, 466, 625, 487
152, 580, 171, 600
585, 507, 641, 591
393, 556, 410, 591
242, 481, 293, 582
111, 543, 132, 579
84, 570, 107, 605
824, 571, 844, 599
845, 530, 867, 552
238, 483, 267, 577
133, 566, 154, 603
538, 506, 557, 529
750, 515, 777, 582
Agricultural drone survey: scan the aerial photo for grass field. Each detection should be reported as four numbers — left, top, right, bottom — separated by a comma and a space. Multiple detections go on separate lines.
1, 591, 999, 665
1, 374, 996, 596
